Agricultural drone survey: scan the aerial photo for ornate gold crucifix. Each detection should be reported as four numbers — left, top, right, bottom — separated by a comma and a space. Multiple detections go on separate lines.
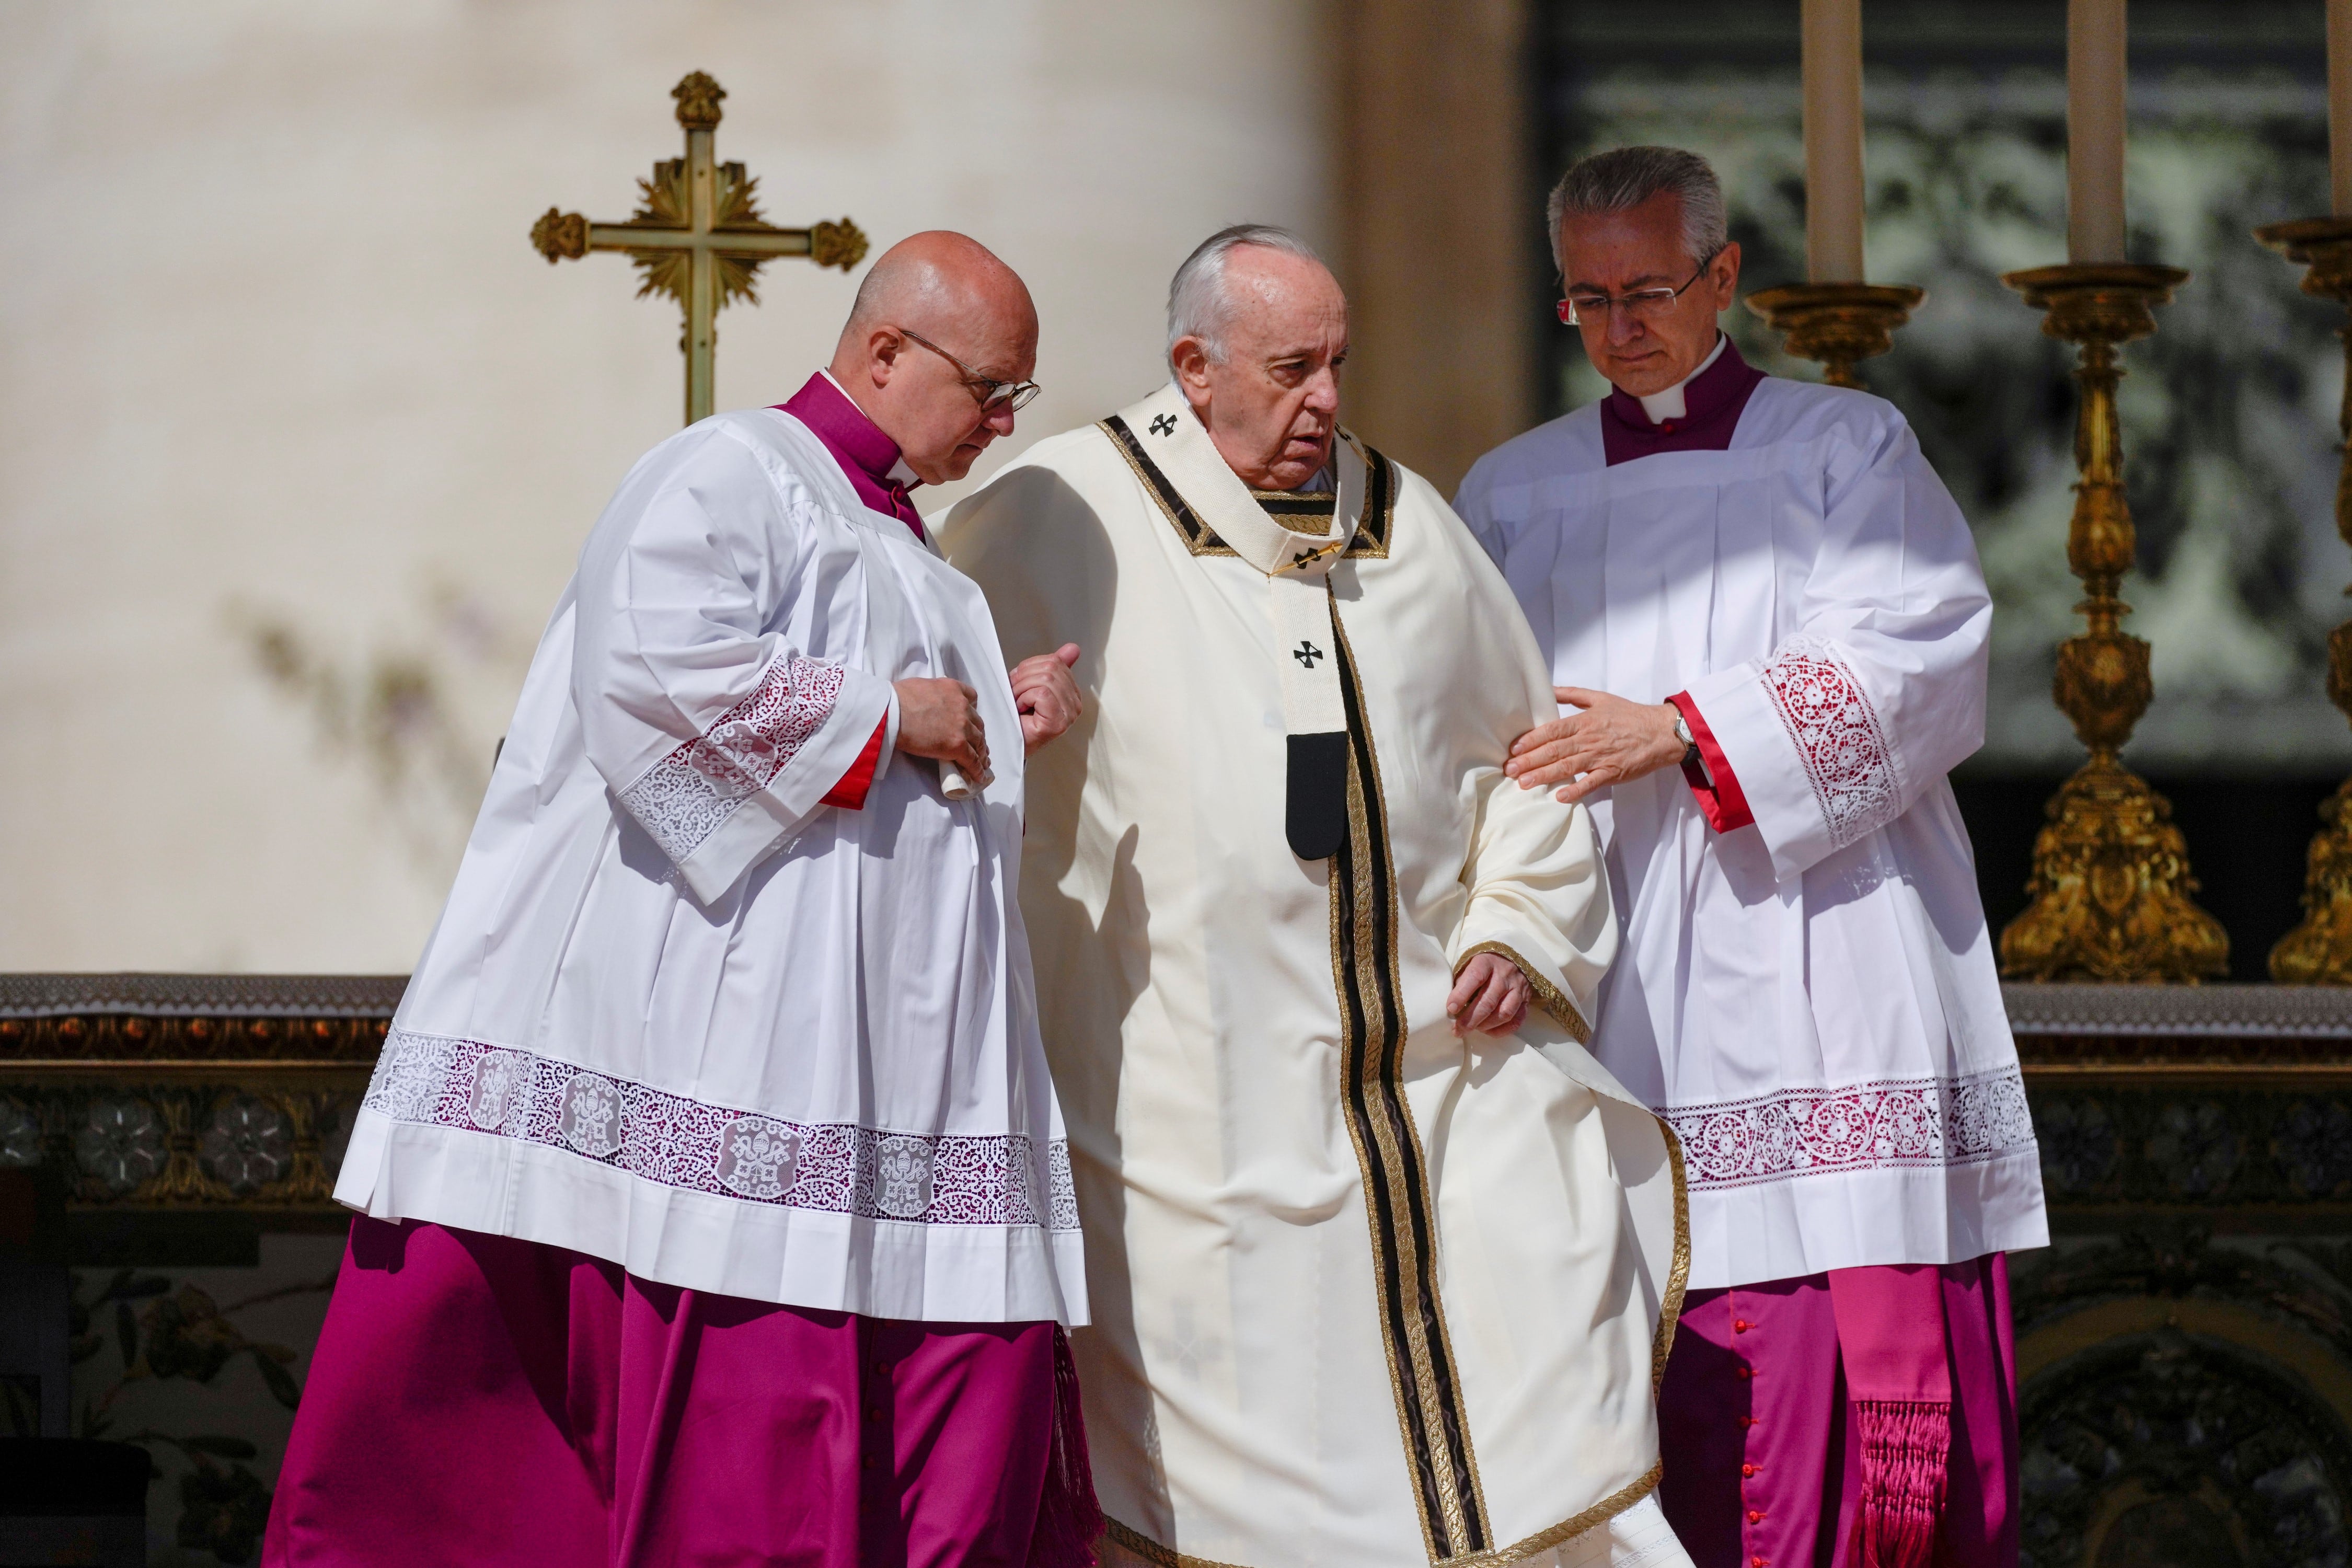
531, 72, 868, 426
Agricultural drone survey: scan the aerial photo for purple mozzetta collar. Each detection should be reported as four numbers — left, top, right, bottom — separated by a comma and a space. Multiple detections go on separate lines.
1599, 336, 1768, 467
777, 373, 925, 538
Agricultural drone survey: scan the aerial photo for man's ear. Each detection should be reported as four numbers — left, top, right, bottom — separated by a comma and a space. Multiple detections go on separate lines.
868, 328, 904, 386
1169, 337, 1214, 395
1710, 241, 1743, 307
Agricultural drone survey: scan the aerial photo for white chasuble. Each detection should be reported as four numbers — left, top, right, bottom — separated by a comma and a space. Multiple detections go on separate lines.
336, 409, 1085, 1327
941, 383, 1689, 1568
1455, 378, 2048, 1295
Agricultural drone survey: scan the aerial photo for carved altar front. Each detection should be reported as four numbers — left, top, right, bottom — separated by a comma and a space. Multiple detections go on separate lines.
10, 977, 2352, 1567
2009, 984, 2352, 1566
0, 975, 395, 1263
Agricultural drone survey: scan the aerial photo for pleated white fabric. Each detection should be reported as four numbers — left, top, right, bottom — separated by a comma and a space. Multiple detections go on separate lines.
336, 408, 1086, 1327
1456, 378, 2048, 1293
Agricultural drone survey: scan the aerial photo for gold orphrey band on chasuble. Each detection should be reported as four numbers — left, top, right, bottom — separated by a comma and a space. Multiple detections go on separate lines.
1325, 609, 1495, 1560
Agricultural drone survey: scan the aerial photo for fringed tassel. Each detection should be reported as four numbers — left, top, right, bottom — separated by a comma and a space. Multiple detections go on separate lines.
1852, 1398, 1949, 1568
1029, 1326, 1105, 1568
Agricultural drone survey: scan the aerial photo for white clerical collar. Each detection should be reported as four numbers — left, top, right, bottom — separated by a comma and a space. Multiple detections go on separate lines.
1635, 332, 1728, 425
820, 368, 921, 487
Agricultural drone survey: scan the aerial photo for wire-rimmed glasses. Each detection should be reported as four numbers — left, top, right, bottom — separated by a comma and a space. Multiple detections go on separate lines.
897, 327, 1042, 413
1557, 252, 1722, 327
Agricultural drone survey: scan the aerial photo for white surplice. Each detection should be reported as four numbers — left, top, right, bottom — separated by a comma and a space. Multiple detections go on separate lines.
1456, 377, 2048, 1293
941, 383, 1689, 1568
336, 409, 1086, 1327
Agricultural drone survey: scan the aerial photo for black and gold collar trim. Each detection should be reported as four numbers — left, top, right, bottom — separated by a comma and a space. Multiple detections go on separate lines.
1251, 487, 1338, 536
1099, 414, 1396, 561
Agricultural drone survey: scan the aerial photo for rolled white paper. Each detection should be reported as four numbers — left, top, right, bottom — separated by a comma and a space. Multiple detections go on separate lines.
938, 762, 993, 801
2067, 0, 2129, 262
2332, 0, 2352, 214
1801, 0, 1868, 282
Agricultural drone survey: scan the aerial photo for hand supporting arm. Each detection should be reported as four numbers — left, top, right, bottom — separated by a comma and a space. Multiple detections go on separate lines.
1504, 688, 1687, 803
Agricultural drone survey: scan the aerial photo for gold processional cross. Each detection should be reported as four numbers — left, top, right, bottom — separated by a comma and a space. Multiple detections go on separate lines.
530, 72, 868, 426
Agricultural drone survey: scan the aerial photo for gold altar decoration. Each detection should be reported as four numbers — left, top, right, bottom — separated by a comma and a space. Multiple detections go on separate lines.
2257, 217, 2352, 984
1744, 281, 1926, 388
531, 72, 869, 426
1995, 262, 2229, 984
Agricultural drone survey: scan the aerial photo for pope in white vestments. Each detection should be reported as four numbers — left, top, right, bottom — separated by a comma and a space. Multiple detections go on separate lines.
944, 226, 1692, 1568
1455, 149, 2047, 1568
267, 234, 1102, 1568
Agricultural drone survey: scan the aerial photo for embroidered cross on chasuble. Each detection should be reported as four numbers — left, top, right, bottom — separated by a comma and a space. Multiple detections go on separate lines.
939, 383, 1693, 1568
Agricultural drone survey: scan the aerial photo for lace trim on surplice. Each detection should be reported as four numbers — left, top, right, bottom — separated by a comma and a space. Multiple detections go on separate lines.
361, 1029, 1080, 1231
1759, 634, 1901, 849
1661, 1067, 2036, 1192
618, 653, 847, 867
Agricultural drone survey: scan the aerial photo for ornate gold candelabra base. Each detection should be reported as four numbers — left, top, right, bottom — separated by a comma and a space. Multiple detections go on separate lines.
2257, 216, 2352, 983
2272, 781, 2352, 983
1744, 282, 1926, 388
1997, 262, 2229, 984
2000, 758, 2227, 982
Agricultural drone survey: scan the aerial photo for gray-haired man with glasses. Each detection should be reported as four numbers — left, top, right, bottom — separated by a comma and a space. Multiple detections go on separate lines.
1457, 146, 2044, 1568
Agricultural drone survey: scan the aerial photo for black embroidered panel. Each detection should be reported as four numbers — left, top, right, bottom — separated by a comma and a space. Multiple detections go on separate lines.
1285, 731, 1349, 860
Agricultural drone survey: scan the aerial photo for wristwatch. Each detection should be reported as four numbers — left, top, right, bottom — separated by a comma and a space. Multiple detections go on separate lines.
1673, 712, 1700, 769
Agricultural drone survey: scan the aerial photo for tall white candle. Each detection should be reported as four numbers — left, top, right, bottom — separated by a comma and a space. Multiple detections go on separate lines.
2067, 0, 2128, 262
2331, 0, 2352, 214
1802, 0, 1867, 282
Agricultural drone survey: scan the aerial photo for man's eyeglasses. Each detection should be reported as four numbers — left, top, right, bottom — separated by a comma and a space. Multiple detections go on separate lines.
1557, 253, 1721, 327
897, 327, 1042, 413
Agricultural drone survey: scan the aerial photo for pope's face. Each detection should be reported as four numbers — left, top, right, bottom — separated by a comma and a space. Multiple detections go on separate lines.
1557, 191, 1740, 399
1174, 249, 1347, 491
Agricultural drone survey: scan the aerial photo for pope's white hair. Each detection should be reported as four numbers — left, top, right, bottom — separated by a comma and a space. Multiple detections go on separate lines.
1166, 224, 1329, 366
1547, 146, 1728, 280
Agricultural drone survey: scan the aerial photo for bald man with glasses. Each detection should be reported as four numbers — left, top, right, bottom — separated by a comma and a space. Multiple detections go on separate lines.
268, 231, 1097, 1568
1457, 148, 2046, 1568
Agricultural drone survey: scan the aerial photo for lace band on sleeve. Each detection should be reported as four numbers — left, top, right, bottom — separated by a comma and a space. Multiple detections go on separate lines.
1760, 635, 1903, 851
619, 654, 847, 867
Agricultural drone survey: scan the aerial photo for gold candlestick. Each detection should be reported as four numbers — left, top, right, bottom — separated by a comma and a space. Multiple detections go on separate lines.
1996, 262, 2229, 983
2257, 217, 2352, 983
1745, 282, 1926, 388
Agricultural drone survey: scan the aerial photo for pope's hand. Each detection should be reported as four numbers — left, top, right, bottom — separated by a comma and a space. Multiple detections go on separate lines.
1448, 951, 1531, 1038
894, 677, 989, 779
1505, 688, 1685, 804
1012, 644, 1084, 754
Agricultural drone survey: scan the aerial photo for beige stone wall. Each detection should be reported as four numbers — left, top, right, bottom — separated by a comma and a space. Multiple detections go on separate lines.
1338, 0, 1536, 498
0, 1, 1333, 970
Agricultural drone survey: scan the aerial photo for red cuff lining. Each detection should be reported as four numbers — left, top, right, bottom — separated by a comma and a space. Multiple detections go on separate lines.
1666, 692, 1754, 833
819, 717, 889, 810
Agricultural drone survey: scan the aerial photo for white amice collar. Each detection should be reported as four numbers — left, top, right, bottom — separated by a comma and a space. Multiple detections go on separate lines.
1635, 332, 1728, 425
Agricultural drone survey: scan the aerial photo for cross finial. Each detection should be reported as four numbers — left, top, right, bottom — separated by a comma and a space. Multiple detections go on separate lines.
673, 72, 725, 131
531, 75, 865, 426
